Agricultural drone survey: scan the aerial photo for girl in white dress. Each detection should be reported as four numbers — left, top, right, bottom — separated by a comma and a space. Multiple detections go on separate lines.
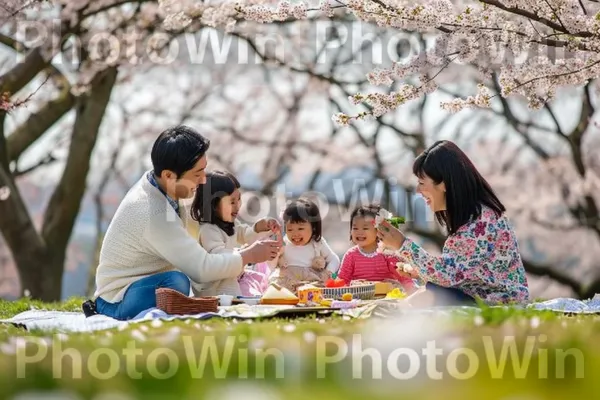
269, 198, 340, 292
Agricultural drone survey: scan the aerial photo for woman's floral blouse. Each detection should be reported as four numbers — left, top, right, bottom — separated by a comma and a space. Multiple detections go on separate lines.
398, 206, 530, 305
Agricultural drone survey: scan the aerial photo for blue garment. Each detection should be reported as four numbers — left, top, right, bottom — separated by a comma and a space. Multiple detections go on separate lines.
96, 271, 191, 320
146, 170, 180, 215
425, 282, 476, 306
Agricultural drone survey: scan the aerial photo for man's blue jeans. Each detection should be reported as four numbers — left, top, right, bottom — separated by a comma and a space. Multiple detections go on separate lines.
95, 271, 191, 320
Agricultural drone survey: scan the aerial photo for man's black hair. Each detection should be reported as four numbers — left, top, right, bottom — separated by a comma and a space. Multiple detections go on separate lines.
151, 125, 210, 178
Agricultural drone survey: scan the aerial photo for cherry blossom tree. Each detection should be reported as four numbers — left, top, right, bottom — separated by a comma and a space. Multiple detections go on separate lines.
160, 0, 599, 298
0, 0, 190, 300
2, 0, 598, 302
163, 0, 600, 124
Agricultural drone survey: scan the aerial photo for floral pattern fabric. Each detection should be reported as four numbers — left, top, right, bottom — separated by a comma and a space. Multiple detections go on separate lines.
397, 206, 530, 305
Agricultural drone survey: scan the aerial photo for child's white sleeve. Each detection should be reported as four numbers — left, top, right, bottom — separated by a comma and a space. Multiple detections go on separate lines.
320, 238, 341, 273
199, 224, 230, 254
235, 220, 260, 245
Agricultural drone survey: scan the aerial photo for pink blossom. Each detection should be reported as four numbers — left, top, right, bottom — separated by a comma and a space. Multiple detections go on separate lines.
0, 186, 10, 201
162, 0, 600, 120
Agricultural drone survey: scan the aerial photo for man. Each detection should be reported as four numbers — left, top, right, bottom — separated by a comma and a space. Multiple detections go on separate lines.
87, 125, 280, 320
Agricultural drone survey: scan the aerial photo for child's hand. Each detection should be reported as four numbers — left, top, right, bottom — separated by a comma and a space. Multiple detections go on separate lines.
266, 218, 281, 233
311, 256, 326, 270
396, 262, 419, 279
256, 217, 281, 233
276, 248, 288, 268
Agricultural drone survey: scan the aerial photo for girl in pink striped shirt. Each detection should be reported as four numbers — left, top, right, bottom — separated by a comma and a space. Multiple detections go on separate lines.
338, 205, 415, 293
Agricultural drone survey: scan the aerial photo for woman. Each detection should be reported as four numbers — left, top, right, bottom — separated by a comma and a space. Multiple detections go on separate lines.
377, 140, 530, 306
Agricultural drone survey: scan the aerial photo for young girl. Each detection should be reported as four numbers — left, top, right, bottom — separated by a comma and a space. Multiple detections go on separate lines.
270, 198, 340, 292
337, 204, 416, 293
189, 170, 280, 297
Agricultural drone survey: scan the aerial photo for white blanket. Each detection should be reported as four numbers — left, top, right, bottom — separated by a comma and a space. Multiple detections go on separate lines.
0, 310, 128, 332
7, 295, 595, 334
526, 295, 600, 314
0, 301, 478, 333
0, 304, 352, 333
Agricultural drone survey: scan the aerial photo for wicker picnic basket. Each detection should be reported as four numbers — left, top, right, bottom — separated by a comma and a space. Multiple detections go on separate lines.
155, 288, 218, 315
321, 283, 376, 300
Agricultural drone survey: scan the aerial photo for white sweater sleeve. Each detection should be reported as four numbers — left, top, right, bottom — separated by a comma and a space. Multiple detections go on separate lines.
235, 220, 259, 245
319, 238, 341, 273
144, 213, 243, 283
199, 224, 231, 254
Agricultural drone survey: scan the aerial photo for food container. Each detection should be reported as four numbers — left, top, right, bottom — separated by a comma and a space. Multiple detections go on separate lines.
156, 288, 218, 314
297, 286, 323, 304
217, 294, 233, 306
321, 283, 375, 300
237, 296, 260, 305
374, 282, 394, 296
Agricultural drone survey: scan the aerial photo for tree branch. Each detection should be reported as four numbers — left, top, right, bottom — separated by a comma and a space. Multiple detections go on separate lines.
12, 153, 58, 177
479, 0, 580, 35
491, 74, 551, 159
521, 258, 600, 299
543, 103, 567, 138
228, 31, 367, 86
6, 86, 75, 162
0, 48, 48, 96
0, 111, 7, 171
41, 67, 118, 254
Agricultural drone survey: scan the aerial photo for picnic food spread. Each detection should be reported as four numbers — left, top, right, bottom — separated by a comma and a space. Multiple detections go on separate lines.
260, 283, 300, 305
156, 278, 417, 315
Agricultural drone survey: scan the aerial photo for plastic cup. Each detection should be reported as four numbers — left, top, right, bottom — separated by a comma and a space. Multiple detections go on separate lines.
217, 294, 233, 306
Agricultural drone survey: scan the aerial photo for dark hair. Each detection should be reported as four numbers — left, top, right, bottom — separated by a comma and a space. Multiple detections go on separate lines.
191, 170, 240, 236
413, 140, 505, 235
282, 198, 322, 242
349, 204, 381, 241
151, 125, 210, 178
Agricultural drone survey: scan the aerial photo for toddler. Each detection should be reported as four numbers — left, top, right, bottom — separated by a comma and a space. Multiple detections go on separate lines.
270, 198, 340, 292
337, 204, 415, 293
189, 170, 279, 297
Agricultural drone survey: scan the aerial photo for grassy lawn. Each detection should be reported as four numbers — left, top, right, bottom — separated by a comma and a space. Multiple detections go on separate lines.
0, 297, 598, 399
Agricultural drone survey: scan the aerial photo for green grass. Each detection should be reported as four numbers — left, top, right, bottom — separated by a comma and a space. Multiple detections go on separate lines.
0, 296, 84, 319
1, 297, 599, 399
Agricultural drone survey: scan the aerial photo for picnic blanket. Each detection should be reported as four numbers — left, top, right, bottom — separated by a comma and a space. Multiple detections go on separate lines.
6, 294, 597, 333
0, 302, 384, 333
0, 286, 432, 333
526, 294, 600, 314
0, 297, 485, 333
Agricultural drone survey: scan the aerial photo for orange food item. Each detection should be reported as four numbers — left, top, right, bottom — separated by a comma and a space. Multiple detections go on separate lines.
326, 278, 346, 288
342, 293, 353, 301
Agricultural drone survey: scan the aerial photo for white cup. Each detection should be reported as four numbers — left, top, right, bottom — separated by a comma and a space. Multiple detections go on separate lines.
217, 294, 233, 306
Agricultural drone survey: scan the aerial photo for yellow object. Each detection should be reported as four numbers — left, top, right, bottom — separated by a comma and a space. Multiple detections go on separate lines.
385, 288, 406, 300
374, 282, 393, 295
342, 293, 353, 301
298, 286, 323, 304
320, 298, 333, 307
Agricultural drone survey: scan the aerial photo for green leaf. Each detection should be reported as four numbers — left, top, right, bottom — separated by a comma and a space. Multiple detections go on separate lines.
386, 216, 406, 228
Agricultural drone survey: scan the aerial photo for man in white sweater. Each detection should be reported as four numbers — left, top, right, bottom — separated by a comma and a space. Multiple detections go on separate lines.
89, 125, 280, 320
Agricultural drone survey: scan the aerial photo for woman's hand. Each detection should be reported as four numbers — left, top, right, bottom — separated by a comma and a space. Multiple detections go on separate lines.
376, 220, 406, 251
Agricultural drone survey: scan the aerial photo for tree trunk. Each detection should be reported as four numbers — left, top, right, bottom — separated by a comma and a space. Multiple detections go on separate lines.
0, 67, 117, 301
17, 249, 63, 302
0, 164, 50, 298
38, 67, 118, 301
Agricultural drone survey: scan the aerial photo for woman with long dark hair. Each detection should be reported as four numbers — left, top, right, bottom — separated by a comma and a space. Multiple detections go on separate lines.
377, 140, 530, 305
